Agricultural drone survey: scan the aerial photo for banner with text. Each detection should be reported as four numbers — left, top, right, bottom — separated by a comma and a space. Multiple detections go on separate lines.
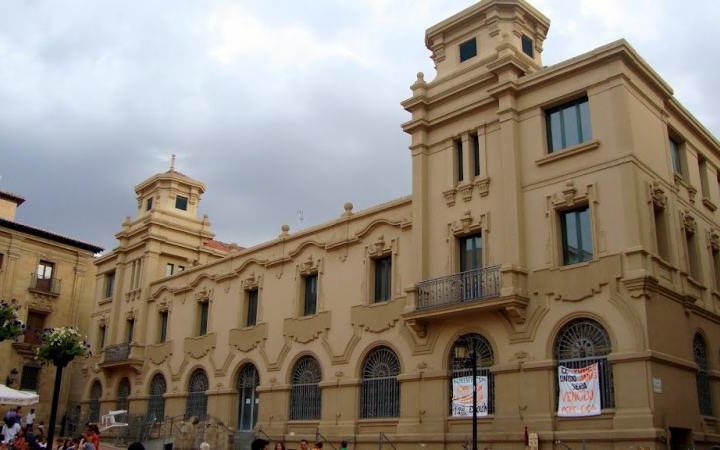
451, 376, 488, 417
557, 363, 601, 417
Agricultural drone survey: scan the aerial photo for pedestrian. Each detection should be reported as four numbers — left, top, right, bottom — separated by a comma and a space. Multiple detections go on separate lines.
1, 417, 21, 443
24, 410, 35, 433
299, 440, 309, 450
273, 442, 286, 450
339, 441, 348, 450
36, 422, 44, 438
80, 430, 95, 450
250, 439, 269, 450
312, 442, 323, 450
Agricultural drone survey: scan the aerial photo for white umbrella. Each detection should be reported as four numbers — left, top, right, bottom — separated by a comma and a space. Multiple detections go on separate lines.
0, 384, 39, 406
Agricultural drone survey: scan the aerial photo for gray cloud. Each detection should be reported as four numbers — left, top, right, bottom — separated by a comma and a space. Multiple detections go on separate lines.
0, 0, 717, 251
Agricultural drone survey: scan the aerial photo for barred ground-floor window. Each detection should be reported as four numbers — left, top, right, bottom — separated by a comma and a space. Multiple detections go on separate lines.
449, 333, 494, 416
289, 356, 322, 420
361, 346, 400, 418
147, 373, 167, 422
555, 318, 614, 410
694, 333, 713, 416
89, 380, 102, 423
186, 369, 209, 420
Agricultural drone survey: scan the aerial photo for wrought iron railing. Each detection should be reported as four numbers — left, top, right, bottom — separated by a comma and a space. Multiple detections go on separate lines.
415, 265, 501, 310
104, 343, 131, 362
378, 432, 397, 450
29, 273, 61, 295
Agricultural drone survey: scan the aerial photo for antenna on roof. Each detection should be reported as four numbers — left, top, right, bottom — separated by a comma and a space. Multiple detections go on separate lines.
297, 209, 304, 226
170, 154, 176, 172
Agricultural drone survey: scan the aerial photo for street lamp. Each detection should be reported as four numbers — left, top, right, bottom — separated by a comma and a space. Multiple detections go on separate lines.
454, 337, 478, 450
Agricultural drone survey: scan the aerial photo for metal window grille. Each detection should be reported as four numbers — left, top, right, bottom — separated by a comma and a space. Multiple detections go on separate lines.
147, 374, 166, 422
694, 334, 713, 416
555, 319, 614, 409
186, 369, 209, 420
289, 356, 322, 420
116, 378, 131, 422
361, 346, 401, 418
237, 364, 259, 431
89, 381, 102, 423
449, 334, 495, 415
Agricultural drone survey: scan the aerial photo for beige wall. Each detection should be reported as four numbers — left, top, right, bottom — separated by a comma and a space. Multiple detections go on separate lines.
0, 225, 97, 426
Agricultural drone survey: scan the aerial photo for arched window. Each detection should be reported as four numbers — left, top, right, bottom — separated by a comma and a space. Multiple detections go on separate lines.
449, 334, 494, 415
289, 356, 322, 420
186, 369, 209, 420
236, 364, 260, 431
694, 334, 713, 416
147, 373, 167, 422
89, 381, 102, 422
116, 378, 130, 421
361, 346, 400, 418
555, 318, 614, 409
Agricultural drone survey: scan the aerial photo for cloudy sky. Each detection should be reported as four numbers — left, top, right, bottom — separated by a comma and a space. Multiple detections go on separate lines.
1, 0, 718, 252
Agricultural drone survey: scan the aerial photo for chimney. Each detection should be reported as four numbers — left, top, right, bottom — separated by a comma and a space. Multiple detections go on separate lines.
0, 191, 25, 221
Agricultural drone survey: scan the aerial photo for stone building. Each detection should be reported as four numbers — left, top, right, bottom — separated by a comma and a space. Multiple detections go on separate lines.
81, 0, 720, 449
0, 190, 102, 426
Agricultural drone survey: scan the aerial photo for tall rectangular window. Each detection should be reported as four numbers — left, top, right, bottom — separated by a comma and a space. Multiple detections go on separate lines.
472, 134, 480, 177
654, 206, 670, 261
698, 156, 710, 198
712, 247, 720, 291
159, 311, 168, 343
35, 260, 55, 292
560, 206, 593, 265
459, 38, 477, 62
24, 311, 46, 345
175, 195, 188, 211
686, 230, 701, 281
669, 136, 683, 176
126, 318, 135, 343
455, 139, 464, 183
303, 274, 318, 316
546, 97, 591, 153
130, 259, 142, 289
98, 325, 106, 350
374, 257, 392, 303
165, 263, 174, 277
103, 271, 115, 299
146, 197, 153, 211
199, 302, 209, 336
0, 253, 4, 270
20, 365, 40, 391
521, 34, 534, 58
246, 290, 258, 327
459, 234, 483, 272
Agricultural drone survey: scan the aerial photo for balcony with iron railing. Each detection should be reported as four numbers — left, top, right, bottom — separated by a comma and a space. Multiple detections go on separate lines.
28, 273, 61, 296
99, 343, 144, 372
404, 265, 528, 336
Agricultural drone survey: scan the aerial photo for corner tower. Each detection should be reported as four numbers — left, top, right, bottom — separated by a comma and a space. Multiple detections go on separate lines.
426, 0, 550, 79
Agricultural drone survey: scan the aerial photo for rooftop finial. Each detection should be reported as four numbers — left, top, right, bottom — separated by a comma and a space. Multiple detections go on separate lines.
170, 153, 176, 172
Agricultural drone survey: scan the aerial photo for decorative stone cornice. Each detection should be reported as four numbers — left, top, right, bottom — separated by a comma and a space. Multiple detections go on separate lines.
229, 323, 267, 352
283, 311, 331, 344
241, 273, 262, 291
474, 177, 490, 197
710, 230, 720, 253
146, 341, 172, 365
297, 255, 322, 277
351, 299, 404, 333
450, 210, 488, 236
184, 333, 216, 359
442, 188, 457, 207
457, 183, 474, 203
367, 234, 392, 259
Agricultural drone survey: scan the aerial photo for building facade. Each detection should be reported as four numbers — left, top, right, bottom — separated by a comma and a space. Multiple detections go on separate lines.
81, 1, 720, 449
0, 190, 102, 426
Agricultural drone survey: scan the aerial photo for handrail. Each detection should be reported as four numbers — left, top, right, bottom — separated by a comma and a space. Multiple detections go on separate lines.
415, 265, 501, 310
256, 429, 279, 443
378, 432, 396, 450
316, 429, 338, 450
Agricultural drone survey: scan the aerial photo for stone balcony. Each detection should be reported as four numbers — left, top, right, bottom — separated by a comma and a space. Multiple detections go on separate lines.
403, 265, 528, 336
99, 342, 144, 372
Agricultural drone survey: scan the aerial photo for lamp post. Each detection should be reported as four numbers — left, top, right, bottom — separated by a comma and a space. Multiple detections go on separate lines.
454, 337, 478, 450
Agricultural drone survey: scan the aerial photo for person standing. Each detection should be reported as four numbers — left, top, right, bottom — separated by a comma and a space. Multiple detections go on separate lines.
339, 441, 348, 450
2, 418, 21, 443
24, 410, 35, 432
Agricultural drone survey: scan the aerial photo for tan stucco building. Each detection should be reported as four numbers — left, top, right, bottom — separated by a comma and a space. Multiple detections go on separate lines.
0, 190, 103, 426
81, 1, 720, 449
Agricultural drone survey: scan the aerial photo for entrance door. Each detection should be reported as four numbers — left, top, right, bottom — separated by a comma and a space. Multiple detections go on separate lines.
237, 364, 259, 431
669, 427, 693, 450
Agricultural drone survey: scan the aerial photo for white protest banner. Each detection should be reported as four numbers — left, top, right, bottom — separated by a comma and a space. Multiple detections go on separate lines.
451, 375, 488, 417
557, 363, 601, 417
